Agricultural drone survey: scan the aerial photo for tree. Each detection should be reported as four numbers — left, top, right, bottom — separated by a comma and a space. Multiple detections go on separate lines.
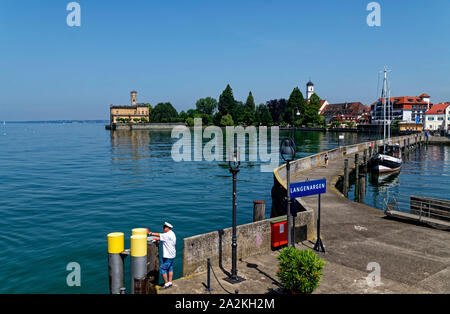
302, 93, 325, 126
218, 84, 236, 118
245, 92, 256, 112
260, 105, 273, 126
220, 114, 234, 126
242, 91, 256, 126
231, 101, 245, 125
195, 97, 218, 115
267, 99, 288, 125
150, 102, 179, 123
284, 87, 306, 125
178, 111, 188, 122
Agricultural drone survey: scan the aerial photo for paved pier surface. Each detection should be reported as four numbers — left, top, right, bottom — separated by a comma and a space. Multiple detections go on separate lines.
159, 151, 450, 294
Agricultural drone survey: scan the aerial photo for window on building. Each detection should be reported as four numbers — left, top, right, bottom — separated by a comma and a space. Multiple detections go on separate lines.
438, 117, 444, 121
428, 117, 434, 121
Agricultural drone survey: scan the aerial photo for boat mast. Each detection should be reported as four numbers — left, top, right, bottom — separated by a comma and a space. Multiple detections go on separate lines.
383, 67, 387, 153
382, 66, 391, 153
388, 84, 391, 140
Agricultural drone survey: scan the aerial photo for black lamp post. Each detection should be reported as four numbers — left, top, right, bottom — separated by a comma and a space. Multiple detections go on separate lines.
280, 138, 296, 247
225, 149, 245, 284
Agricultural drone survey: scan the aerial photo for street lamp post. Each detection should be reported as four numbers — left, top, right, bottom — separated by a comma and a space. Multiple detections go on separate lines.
225, 149, 245, 284
280, 138, 296, 247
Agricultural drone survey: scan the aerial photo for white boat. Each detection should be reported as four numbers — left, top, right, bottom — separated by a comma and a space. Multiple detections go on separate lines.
370, 67, 403, 173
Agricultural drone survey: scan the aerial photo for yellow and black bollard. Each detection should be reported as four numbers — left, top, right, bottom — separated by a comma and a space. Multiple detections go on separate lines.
130, 234, 147, 294
107, 232, 125, 294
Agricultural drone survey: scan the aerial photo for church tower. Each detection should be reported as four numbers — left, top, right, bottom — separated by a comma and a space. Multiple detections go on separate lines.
306, 80, 314, 101
130, 91, 137, 106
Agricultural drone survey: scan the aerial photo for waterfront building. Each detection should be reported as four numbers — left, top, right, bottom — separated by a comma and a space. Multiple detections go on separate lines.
320, 102, 370, 125
398, 122, 423, 132
110, 91, 150, 124
370, 93, 433, 125
424, 102, 450, 132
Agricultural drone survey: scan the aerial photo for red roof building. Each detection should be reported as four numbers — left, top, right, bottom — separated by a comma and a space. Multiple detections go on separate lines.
320, 102, 370, 124
370, 93, 433, 124
424, 102, 450, 132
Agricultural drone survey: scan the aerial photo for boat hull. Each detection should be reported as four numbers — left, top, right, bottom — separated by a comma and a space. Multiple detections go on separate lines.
370, 154, 402, 173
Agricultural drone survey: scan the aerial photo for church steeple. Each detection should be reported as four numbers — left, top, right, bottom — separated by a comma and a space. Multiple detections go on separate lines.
306, 80, 314, 101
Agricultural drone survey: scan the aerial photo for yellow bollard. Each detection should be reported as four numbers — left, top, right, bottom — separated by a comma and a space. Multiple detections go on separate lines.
131, 234, 147, 257
107, 232, 125, 294
132, 228, 148, 237
130, 234, 148, 294
108, 232, 124, 254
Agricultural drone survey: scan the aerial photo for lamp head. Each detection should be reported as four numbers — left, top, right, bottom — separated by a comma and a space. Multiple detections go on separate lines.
229, 148, 240, 170
280, 138, 296, 162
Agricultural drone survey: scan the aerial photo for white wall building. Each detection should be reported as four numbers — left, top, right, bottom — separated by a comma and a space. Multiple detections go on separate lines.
424, 103, 450, 132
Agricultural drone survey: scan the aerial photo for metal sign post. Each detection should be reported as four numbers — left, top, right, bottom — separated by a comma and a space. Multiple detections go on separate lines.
289, 178, 326, 253
313, 193, 325, 253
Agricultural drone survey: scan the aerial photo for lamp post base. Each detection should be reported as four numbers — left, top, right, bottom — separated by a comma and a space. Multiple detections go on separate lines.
224, 276, 246, 284
313, 237, 325, 253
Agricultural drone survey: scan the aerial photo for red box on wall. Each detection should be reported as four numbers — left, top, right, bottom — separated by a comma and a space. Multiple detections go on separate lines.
271, 219, 288, 248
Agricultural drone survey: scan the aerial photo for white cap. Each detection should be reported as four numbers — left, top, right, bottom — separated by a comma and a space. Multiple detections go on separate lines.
164, 222, 173, 229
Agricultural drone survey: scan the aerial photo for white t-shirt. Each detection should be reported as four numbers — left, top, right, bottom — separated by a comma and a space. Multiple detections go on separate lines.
159, 230, 176, 259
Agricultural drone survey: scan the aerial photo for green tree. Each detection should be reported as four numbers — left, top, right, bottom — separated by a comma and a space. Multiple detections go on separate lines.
232, 101, 246, 125
195, 97, 218, 115
218, 84, 236, 118
260, 105, 273, 126
243, 91, 256, 126
178, 111, 188, 122
284, 87, 306, 125
150, 102, 179, 123
245, 91, 256, 112
220, 113, 234, 126
302, 93, 324, 126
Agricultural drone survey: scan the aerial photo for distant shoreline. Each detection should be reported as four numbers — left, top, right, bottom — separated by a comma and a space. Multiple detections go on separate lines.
2, 120, 109, 124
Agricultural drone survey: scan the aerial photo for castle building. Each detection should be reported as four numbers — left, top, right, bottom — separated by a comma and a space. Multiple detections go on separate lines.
110, 91, 150, 124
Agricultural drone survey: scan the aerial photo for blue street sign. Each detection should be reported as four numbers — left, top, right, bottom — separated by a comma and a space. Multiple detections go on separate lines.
415, 115, 420, 124
290, 178, 326, 198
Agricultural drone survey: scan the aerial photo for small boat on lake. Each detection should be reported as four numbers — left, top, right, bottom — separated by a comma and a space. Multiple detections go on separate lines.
370, 67, 403, 173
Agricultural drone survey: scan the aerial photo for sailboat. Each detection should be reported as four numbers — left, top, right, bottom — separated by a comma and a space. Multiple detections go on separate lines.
370, 67, 403, 173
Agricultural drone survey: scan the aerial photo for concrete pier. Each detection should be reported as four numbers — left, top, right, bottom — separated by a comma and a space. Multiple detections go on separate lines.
158, 134, 450, 294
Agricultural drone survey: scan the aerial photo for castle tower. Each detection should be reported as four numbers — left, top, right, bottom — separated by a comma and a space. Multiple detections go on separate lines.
306, 80, 314, 101
130, 91, 137, 106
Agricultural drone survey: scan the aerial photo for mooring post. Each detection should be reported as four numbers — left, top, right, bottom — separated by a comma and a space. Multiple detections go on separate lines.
343, 159, 349, 198
132, 228, 158, 294
358, 173, 366, 203
369, 146, 373, 158
146, 239, 159, 294
363, 149, 368, 173
108, 232, 125, 294
206, 258, 212, 292
354, 154, 359, 202
130, 234, 148, 294
253, 200, 266, 222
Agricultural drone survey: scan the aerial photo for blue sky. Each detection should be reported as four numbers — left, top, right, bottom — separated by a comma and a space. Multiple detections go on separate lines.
0, 0, 449, 121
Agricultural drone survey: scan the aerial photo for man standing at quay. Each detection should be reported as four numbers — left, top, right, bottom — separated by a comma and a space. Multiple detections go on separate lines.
148, 222, 176, 289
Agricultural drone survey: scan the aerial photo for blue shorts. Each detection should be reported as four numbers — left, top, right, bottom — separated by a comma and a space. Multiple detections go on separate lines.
160, 258, 174, 275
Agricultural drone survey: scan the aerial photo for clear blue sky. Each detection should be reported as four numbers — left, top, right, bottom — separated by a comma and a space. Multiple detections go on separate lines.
1, 0, 449, 121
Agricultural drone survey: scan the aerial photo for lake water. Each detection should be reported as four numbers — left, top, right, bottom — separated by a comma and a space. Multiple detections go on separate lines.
348, 144, 450, 213
0, 122, 375, 293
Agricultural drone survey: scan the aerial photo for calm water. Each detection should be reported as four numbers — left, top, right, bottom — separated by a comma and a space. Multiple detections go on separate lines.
348, 144, 450, 212
0, 122, 374, 293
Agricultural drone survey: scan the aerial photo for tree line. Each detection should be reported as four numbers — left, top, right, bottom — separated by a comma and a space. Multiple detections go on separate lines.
146, 84, 325, 127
